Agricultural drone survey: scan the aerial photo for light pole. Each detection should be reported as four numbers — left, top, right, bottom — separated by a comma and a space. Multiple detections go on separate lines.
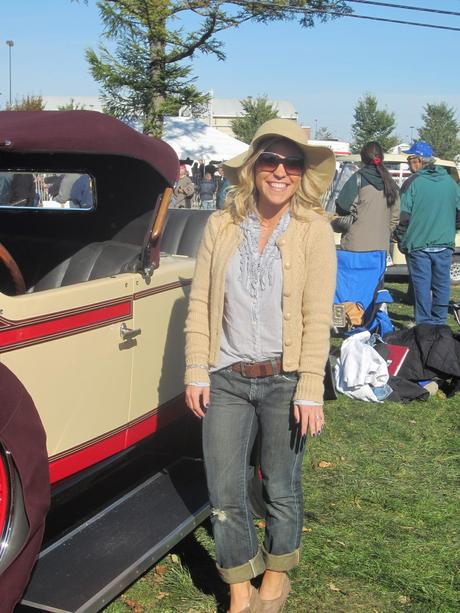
6, 40, 14, 107
314, 118, 318, 139
410, 125, 414, 143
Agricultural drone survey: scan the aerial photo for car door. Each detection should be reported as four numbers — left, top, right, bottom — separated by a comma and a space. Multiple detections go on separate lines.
0, 275, 135, 483
126, 256, 196, 448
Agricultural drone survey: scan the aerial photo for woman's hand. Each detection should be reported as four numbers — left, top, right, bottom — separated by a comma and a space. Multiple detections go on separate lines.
293, 404, 325, 437
185, 385, 210, 419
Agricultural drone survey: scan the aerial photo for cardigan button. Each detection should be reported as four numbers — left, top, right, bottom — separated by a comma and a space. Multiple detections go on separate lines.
278, 238, 286, 246
284, 313, 291, 321
284, 262, 291, 270
283, 290, 291, 297
284, 339, 293, 347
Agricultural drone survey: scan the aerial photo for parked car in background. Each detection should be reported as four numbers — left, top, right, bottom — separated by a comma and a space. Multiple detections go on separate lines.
324, 154, 460, 285
0, 111, 219, 612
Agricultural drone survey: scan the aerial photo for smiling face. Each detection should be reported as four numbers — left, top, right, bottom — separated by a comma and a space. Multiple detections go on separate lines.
254, 139, 304, 212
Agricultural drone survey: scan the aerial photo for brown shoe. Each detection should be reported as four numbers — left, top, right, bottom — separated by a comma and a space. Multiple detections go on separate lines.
260, 575, 291, 613
227, 585, 263, 613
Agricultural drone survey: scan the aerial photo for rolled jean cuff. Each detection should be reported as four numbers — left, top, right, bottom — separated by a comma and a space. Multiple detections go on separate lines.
262, 544, 300, 571
217, 548, 265, 584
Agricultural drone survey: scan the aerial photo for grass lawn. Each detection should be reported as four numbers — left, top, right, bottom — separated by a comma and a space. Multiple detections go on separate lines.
106, 283, 460, 613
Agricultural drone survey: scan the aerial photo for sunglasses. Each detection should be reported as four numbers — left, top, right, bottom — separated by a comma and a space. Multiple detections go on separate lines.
255, 151, 304, 176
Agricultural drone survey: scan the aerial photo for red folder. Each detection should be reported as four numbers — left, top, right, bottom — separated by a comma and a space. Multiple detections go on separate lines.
385, 344, 410, 376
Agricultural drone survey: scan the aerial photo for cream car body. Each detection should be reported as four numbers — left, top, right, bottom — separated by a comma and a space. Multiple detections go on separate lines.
0, 111, 213, 612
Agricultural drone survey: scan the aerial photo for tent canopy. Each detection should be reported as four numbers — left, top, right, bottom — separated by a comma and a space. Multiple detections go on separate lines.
163, 117, 248, 163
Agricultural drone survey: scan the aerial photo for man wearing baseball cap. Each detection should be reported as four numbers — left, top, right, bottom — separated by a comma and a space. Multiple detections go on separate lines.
404, 141, 431, 181
394, 141, 460, 325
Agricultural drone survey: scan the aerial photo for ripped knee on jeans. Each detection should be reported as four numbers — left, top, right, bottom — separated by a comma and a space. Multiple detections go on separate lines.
211, 507, 227, 522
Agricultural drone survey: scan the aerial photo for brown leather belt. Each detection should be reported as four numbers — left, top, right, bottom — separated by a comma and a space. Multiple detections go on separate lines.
231, 357, 282, 378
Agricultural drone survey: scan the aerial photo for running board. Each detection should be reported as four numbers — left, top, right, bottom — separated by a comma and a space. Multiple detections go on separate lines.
21, 457, 209, 613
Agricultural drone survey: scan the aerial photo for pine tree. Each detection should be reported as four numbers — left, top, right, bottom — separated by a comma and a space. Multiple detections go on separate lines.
231, 97, 279, 144
82, 0, 350, 137
418, 102, 460, 159
351, 93, 398, 153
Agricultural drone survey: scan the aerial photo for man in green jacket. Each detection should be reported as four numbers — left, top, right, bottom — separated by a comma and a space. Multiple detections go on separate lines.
395, 141, 460, 325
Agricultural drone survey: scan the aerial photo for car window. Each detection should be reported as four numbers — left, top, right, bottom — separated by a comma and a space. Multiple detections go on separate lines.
0, 171, 95, 210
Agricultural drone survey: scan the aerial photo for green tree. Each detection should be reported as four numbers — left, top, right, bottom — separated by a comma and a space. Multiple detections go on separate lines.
418, 102, 460, 159
351, 93, 398, 153
82, 0, 350, 137
316, 126, 334, 140
231, 97, 279, 144
57, 98, 87, 111
6, 95, 45, 111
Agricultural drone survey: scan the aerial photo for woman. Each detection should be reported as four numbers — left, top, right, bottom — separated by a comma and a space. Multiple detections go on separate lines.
185, 119, 336, 613
199, 170, 217, 209
335, 141, 399, 252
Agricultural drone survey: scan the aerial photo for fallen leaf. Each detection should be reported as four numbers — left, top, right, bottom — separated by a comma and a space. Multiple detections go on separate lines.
409, 420, 416, 424
257, 520, 266, 529
170, 553, 180, 564
302, 526, 312, 533
122, 599, 145, 613
157, 591, 169, 600
340, 456, 345, 461
318, 460, 333, 468
398, 595, 410, 605
328, 582, 341, 592
336, 540, 346, 547
154, 564, 167, 575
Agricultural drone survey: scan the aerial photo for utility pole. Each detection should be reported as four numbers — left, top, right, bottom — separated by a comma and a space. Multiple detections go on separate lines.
6, 40, 14, 107
410, 125, 414, 143
314, 118, 318, 139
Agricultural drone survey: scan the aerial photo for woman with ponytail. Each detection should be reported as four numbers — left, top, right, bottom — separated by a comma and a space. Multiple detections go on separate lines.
334, 141, 399, 252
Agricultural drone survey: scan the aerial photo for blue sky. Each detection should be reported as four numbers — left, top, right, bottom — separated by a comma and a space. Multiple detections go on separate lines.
2, 0, 459, 142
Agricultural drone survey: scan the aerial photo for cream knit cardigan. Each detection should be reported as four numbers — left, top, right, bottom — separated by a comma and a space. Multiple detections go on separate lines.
184, 208, 337, 404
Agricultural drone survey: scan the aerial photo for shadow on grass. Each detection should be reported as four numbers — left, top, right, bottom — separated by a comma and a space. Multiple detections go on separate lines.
170, 519, 229, 612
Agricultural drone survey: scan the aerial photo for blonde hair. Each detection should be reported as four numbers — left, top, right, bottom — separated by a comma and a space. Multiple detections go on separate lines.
224, 138, 326, 222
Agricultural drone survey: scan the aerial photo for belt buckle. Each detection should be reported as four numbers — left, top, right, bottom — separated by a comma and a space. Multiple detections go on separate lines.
240, 361, 253, 378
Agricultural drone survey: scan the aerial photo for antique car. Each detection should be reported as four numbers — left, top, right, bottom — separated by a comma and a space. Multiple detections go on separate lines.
0, 111, 216, 612
325, 154, 460, 284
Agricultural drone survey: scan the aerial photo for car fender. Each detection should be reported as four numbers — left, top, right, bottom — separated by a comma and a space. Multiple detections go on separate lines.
0, 363, 50, 612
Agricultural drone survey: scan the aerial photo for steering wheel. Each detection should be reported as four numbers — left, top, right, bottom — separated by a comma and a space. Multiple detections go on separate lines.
0, 243, 26, 295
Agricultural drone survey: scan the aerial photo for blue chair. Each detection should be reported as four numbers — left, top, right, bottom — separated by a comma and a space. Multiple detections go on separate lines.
334, 249, 394, 336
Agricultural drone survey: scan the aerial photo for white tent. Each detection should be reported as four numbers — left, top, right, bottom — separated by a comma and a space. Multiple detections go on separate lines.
163, 117, 247, 163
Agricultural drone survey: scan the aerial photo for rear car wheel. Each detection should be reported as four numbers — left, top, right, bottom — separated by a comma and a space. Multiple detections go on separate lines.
450, 257, 460, 286
0, 364, 50, 612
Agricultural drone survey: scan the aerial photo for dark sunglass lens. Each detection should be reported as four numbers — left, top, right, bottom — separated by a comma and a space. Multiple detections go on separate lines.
284, 157, 304, 175
257, 153, 279, 171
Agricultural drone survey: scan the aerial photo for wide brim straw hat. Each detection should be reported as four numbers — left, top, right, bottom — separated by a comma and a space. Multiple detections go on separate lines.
223, 118, 336, 195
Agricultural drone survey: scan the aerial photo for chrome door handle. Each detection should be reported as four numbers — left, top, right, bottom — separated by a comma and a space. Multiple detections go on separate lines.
120, 322, 142, 340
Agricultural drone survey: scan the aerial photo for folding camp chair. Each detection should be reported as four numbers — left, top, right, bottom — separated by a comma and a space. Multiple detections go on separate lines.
333, 249, 394, 336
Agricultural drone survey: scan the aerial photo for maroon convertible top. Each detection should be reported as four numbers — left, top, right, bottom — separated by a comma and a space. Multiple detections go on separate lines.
0, 110, 179, 187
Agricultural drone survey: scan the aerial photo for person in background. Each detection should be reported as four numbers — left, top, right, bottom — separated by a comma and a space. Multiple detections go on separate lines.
70, 174, 93, 209
215, 164, 231, 210
0, 172, 13, 203
335, 141, 399, 252
174, 164, 195, 208
198, 171, 216, 209
185, 118, 336, 613
11, 173, 36, 206
395, 141, 460, 325
191, 161, 201, 187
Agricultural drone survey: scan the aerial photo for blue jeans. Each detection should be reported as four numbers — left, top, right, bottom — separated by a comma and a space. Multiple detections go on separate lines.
203, 367, 305, 584
407, 249, 452, 325
201, 199, 215, 210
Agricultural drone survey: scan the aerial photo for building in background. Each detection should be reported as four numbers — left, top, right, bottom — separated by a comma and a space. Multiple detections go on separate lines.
205, 97, 300, 137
